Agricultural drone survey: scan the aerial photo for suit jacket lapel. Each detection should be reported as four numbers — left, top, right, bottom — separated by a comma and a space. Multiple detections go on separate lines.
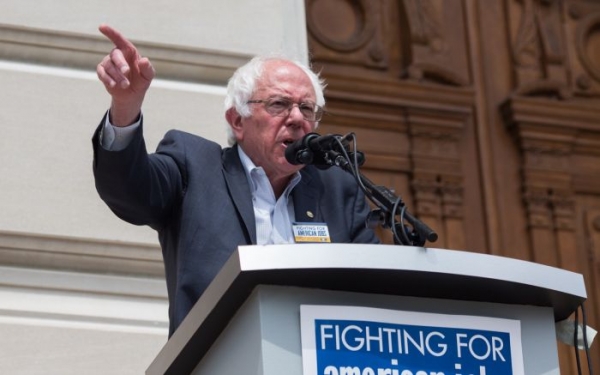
222, 145, 257, 244
293, 167, 323, 223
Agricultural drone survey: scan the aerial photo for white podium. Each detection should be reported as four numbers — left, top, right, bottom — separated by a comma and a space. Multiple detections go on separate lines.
146, 244, 587, 375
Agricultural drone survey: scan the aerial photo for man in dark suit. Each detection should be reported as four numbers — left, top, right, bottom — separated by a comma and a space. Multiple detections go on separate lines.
93, 25, 380, 336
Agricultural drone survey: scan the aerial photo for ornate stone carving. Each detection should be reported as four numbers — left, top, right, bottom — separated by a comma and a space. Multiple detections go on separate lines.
400, 0, 470, 86
403, 0, 443, 49
411, 177, 442, 218
584, 209, 600, 271
306, 0, 374, 52
511, 0, 600, 97
573, 12, 600, 93
522, 186, 573, 232
306, 0, 470, 86
306, 0, 387, 68
550, 191, 575, 231
513, 0, 541, 69
407, 110, 465, 222
440, 178, 464, 219
523, 187, 553, 229
503, 97, 579, 232
511, 0, 570, 98
593, 215, 600, 232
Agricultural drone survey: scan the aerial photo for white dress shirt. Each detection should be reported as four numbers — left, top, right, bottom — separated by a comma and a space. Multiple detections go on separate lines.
237, 147, 301, 245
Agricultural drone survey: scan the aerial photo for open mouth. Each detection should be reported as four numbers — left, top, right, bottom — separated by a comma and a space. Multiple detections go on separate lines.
282, 139, 294, 148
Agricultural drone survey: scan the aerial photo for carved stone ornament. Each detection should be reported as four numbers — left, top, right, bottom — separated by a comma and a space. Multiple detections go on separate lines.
511, 0, 570, 98
593, 214, 600, 232
401, 0, 470, 86
306, 0, 374, 52
306, 0, 387, 68
586, 210, 600, 269
306, 0, 470, 84
574, 12, 600, 91
441, 179, 464, 219
411, 177, 442, 217
523, 187, 553, 229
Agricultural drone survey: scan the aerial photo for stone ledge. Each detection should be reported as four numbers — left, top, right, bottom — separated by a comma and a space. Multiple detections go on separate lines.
0, 23, 252, 85
0, 265, 166, 299
0, 230, 164, 277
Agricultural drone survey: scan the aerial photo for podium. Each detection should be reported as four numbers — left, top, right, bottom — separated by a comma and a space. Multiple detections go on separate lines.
146, 244, 586, 375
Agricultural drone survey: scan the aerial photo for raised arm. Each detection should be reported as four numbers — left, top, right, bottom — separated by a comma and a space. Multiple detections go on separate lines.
96, 24, 155, 126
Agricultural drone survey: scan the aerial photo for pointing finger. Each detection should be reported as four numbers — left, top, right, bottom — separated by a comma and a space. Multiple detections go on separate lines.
99, 24, 139, 64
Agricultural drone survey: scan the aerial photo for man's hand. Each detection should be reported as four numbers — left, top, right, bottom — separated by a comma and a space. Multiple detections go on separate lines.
96, 24, 155, 126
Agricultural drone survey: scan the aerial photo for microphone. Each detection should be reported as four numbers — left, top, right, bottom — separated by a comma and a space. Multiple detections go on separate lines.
285, 133, 343, 166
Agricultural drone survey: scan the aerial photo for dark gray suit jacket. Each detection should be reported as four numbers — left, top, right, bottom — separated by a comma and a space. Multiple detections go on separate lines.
92, 119, 379, 335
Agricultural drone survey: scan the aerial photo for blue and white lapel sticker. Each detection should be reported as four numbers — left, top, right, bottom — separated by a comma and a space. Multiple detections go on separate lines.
292, 222, 331, 243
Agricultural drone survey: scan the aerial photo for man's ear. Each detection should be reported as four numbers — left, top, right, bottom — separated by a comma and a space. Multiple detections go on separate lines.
225, 107, 244, 142
225, 107, 241, 129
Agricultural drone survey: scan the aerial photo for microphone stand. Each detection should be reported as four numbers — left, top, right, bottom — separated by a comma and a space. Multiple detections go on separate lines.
328, 149, 438, 247
358, 174, 438, 247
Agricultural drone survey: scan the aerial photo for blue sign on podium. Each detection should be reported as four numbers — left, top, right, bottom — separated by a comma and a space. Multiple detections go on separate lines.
300, 306, 524, 375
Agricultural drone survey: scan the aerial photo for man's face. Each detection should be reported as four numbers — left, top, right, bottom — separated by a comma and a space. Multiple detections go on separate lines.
232, 60, 318, 183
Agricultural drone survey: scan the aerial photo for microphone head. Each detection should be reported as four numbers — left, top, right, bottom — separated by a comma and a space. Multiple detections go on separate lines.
284, 133, 320, 165
283, 132, 348, 169
285, 147, 313, 165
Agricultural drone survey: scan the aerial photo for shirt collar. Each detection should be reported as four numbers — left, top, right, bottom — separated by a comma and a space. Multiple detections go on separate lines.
237, 146, 301, 197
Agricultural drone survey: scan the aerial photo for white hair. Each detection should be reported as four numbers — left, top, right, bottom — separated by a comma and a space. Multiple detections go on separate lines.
224, 55, 326, 146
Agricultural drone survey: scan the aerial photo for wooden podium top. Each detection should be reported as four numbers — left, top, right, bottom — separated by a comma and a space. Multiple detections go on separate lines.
147, 244, 587, 375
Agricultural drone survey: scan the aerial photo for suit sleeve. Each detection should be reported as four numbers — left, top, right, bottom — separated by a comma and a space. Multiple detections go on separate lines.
350, 182, 381, 244
92, 114, 186, 230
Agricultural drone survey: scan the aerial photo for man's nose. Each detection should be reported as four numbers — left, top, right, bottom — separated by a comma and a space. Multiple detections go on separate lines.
285, 104, 305, 125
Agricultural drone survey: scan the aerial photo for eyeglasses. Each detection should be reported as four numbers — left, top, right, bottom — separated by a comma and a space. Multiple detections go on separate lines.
247, 97, 324, 122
